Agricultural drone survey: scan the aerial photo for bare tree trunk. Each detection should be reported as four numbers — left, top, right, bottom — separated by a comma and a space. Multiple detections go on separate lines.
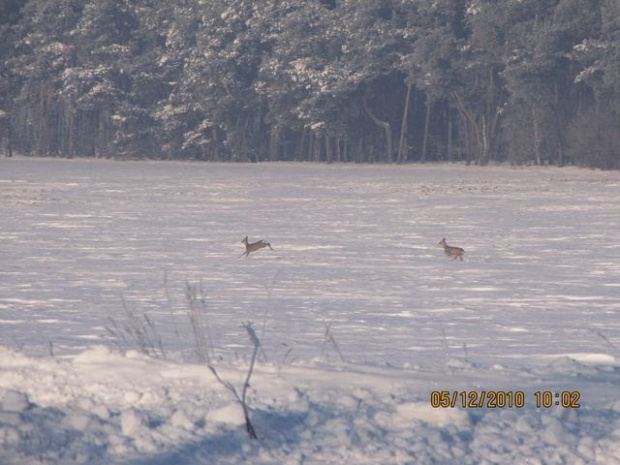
312, 132, 321, 162
7, 116, 12, 157
421, 97, 432, 163
96, 108, 107, 159
298, 127, 307, 160
593, 88, 600, 117
241, 117, 251, 161
363, 91, 393, 163
269, 125, 281, 160
532, 107, 542, 165
452, 91, 481, 165
464, 117, 474, 165
38, 90, 51, 156
397, 81, 413, 163
335, 137, 341, 162
482, 65, 495, 165
480, 114, 488, 165
325, 134, 332, 163
447, 111, 453, 161
553, 82, 565, 167
356, 136, 363, 163
67, 106, 75, 159
308, 130, 314, 162
210, 127, 219, 161
6, 74, 13, 157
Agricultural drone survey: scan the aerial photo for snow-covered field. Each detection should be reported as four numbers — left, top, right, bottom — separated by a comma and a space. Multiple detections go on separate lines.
1, 157, 619, 464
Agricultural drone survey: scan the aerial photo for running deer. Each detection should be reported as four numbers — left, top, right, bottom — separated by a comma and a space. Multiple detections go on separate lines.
439, 238, 465, 261
240, 236, 273, 258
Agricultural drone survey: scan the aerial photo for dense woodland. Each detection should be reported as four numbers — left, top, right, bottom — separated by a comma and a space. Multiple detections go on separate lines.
0, 0, 619, 168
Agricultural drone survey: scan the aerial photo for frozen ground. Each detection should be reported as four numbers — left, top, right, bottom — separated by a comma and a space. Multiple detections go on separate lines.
0, 157, 619, 464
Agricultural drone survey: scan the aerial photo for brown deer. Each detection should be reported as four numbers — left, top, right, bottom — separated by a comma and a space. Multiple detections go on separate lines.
240, 236, 273, 258
439, 238, 465, 261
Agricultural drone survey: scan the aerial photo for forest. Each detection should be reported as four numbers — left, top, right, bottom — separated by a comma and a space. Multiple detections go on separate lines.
0, 0, 619, 168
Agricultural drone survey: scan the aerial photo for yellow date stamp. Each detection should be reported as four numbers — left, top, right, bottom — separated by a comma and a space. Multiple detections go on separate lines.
430, 390, 581, 409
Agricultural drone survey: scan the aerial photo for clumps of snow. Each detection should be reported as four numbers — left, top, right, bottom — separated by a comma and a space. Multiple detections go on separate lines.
575, 65, 602, 84
375, 401, 471, 429
1, 345, 619, 464
206, 403, 245, 427
572, 39, 609, 53
73, 344, 118, 363
1, 390, 31, 413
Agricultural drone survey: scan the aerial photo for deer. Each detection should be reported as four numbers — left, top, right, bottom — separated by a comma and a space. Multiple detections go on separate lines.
240, 236, 273, 258
439, 238, 465, 261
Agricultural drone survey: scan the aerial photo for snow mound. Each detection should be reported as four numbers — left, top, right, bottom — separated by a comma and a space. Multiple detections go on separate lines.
0, 346, 619, 464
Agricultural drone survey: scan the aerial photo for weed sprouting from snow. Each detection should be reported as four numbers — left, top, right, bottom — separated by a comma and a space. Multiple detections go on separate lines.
106, 294, 166, 359
462, 343, 469, 362
205, 322, 261, 440
184, 281, 214, 365
321, 321, 345, 363
593, 330, 620, 355
104, 281, 265, 439
280, 343, 296, 364
184, 281, 261, 439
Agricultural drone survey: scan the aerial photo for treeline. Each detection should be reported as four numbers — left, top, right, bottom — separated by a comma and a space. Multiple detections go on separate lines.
1, 0, 619, 168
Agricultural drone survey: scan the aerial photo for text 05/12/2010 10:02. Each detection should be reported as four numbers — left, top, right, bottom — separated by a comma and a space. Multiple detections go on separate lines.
430, 391, 582, 409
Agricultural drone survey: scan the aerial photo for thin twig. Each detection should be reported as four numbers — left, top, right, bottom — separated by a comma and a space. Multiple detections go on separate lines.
462, 343, 469, 362
593, 330, 620, 355
322, 321, 345, 363
206, 322, 260, 440
241, 322, 260, 439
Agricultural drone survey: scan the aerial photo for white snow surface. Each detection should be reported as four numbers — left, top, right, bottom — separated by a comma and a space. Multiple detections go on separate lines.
1, 157, 619, 464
